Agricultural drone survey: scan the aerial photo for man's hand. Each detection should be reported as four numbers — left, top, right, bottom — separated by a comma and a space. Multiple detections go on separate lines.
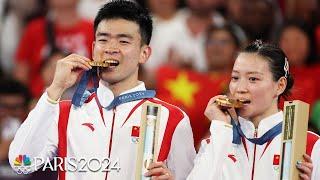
144, 161, 174, 180
47, 54, 92, 100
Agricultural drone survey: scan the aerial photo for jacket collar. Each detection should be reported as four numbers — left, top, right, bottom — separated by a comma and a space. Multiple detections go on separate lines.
239, 111, 283, 138
97, 80, 147, 107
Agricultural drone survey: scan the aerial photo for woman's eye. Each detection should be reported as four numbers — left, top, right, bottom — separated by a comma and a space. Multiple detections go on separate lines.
231, 76, 239, 81
98, 39, 107, 42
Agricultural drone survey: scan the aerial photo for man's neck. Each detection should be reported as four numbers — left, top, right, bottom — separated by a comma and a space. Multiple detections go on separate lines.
101, 76, 140, 97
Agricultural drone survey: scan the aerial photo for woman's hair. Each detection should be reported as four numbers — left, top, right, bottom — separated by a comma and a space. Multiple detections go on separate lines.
241, 40, 294, 99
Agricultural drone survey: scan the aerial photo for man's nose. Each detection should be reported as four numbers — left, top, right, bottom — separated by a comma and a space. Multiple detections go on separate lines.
105, 48, 120, 55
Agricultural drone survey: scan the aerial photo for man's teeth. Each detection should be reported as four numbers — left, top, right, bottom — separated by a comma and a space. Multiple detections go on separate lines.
103, 60, 119, 66
104, 60, 118, 64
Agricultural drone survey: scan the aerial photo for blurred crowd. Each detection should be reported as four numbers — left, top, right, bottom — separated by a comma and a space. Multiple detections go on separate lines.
0, 0, 320, 179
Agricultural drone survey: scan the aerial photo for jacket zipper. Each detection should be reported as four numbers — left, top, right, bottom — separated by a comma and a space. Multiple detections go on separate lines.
105, 108, 116, 180
251, 129, 257, 180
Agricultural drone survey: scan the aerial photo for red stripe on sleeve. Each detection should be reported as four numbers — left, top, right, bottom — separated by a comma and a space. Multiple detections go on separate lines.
148, 99, 185, 161
58, 101, 71, 180
306, 131, 320, 156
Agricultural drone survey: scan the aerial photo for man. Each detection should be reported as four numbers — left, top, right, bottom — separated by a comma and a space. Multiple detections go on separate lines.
9, 1, 196, 180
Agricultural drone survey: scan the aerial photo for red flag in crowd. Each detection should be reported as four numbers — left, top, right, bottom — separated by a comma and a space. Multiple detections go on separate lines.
155, 65, 230, 149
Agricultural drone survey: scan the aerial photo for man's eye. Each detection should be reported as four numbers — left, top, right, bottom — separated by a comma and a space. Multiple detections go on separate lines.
120, 40, 129, 44
249, 77, 258, 82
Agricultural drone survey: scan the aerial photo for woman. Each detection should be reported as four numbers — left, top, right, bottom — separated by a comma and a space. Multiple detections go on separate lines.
186, 40, 320, 180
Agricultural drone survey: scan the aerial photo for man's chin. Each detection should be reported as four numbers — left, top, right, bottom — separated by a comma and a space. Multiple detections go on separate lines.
98, 74, 120, 84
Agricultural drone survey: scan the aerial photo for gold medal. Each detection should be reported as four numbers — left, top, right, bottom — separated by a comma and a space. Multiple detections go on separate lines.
88, 61, 110, 67
214, 97, 245, 108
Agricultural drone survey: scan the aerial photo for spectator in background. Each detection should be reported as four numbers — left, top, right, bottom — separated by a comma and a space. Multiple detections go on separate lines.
13, 0, 94, 98
142, 0, 185, 88
227, 0, 282, 42
205, 23, 245, 76
279, 20, 313, 66
167, 0, 225, 71
284, 0, 319, 64
0, 78, 31, 163
77, 0, 107, 20
278, 20, 318, 110
0, 0, 41, 76
144, 0, 184, 70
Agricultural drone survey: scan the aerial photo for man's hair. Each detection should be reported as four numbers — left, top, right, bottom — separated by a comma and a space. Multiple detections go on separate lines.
94, 0, 153, 45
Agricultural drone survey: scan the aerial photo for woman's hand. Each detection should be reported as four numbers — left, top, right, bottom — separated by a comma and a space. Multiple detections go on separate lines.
296, 154, 313, 180
205, 95, 236, 124
144, 161, 174, 180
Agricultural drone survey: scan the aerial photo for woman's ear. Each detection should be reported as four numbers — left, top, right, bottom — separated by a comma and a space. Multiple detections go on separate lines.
139, 45, 151, 64
276, 77, 287, 96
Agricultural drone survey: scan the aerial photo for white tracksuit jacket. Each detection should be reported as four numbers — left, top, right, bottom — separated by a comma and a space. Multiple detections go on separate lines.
187, 111, 320, 180
9, 82, 196, 180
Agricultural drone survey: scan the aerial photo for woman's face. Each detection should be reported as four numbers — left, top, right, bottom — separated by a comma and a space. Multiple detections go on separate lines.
229, 53, 281, 121
279, 26, 310, 66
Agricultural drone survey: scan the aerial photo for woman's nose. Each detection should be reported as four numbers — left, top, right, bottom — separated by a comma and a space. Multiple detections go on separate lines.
235, 80, 248, 94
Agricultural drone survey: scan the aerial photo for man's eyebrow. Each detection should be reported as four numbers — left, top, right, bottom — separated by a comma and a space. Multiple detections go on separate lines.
96, 32, 133, 39
96, 32, 109, 37
116, 34, 133, 39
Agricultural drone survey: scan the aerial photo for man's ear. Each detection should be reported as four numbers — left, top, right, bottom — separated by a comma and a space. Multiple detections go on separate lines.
276, 77, 287, 96
92, 41, 95, 54
91, 41, 97, 60
139, 45, 151, 64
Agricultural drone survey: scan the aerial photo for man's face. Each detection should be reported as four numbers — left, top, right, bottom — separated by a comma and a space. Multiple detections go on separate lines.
92, 19, 150, 84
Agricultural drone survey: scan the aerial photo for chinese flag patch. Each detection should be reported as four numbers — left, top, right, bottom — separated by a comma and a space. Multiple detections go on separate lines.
273, 154, 280, 165
131, 126, 140, 137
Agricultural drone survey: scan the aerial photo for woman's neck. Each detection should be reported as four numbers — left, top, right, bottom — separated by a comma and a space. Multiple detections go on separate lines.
250, 101, 279, 128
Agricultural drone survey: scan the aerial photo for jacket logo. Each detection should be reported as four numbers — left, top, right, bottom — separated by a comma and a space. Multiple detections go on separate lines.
131, 126, 140, 143
82, 123, 95, 132
273, 154, 280, 165
228, 154, 237, 162
273, 154, 280, 171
